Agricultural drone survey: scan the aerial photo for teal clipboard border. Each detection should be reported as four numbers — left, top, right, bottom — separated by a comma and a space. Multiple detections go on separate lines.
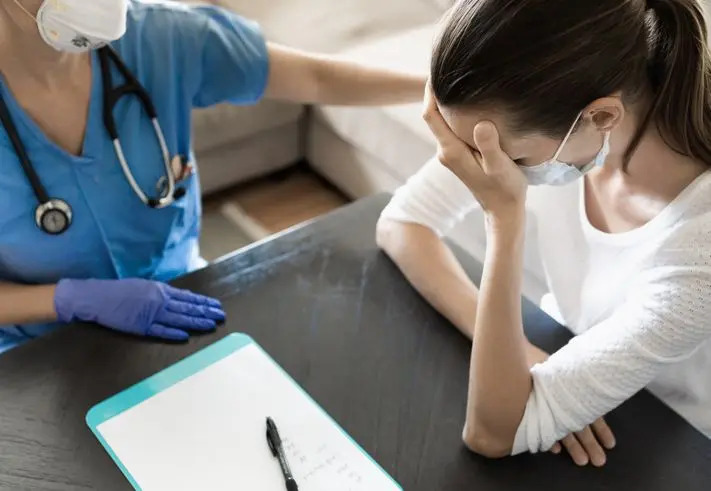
86, 333, 402, 490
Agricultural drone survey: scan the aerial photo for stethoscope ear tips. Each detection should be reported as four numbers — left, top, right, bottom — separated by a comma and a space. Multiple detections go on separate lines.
173, 187, 187, 200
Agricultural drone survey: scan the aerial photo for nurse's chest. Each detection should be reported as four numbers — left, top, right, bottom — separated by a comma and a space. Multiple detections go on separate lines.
4, 62, 92, 156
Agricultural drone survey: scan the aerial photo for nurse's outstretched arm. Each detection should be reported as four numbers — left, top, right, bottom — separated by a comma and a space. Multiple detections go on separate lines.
263, 43, 426, 106
188, 7, 424, 108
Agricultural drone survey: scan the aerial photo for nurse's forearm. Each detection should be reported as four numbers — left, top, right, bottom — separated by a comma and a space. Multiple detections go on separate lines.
0, 281, 57, 325
265, 43, 426, 106
309, 59, 426, 105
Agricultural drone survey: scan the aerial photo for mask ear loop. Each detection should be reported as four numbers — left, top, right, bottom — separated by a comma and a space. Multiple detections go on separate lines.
578, 131, 612, 174
11, 0, 39, 23
551, 111, 584, 162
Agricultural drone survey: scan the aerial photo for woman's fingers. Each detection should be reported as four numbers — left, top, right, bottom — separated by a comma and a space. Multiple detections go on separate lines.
555, 420, 615, 467
592, 418, 616, 449
575, 427, 607, 467
422, 84, 469, 156
561, 434, 589, 466
472, 122, 507, 175
422, 84, 487, 191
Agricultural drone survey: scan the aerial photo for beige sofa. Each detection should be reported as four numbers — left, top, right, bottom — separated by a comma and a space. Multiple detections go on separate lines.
191, 0, 549, 302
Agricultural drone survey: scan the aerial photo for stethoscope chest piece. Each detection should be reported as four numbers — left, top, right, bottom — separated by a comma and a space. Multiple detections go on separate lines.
35, 198, 72, 235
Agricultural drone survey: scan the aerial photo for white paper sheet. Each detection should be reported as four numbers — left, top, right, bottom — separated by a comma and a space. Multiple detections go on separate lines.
97, 344, 399, 490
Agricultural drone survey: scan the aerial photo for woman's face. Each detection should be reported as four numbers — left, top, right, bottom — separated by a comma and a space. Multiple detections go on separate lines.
438, 102, 620, 169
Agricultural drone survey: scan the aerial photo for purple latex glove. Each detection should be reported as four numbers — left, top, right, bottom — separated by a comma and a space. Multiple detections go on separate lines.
54, 278, 226, 341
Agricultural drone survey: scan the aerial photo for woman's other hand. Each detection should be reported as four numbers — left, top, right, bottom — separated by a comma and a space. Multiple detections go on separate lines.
527, 344, 616, 467
550, 418, 616, 467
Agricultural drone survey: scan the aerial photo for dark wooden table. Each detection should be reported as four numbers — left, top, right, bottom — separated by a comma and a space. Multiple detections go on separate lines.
0, 194, 709, 490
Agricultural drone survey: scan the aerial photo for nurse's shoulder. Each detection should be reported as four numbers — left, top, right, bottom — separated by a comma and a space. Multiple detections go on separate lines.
116, 0, 269, 107
121, 0, 217, 47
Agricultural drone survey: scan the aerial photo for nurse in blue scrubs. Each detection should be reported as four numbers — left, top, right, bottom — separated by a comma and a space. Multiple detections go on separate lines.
0, 0, 426, 353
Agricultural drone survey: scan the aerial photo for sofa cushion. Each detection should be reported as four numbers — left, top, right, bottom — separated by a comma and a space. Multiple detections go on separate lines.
217, 0, 444, 52
191, 101, 303, 154
315, 24, 437, 183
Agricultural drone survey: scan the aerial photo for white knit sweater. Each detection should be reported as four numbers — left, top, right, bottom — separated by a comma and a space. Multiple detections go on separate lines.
381, 158, 711, 454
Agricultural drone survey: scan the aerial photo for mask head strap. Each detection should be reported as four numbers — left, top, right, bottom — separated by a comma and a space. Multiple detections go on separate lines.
11, 0, 39, 23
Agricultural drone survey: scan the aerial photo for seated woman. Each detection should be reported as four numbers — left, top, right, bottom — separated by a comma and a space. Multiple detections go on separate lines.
377, 0, 711, 467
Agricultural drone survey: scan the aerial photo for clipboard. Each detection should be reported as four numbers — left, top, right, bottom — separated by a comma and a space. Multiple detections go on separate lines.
86, 333, 401, 490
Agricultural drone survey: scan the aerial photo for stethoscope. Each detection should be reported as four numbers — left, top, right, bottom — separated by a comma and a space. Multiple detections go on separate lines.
0, 45, 188, 235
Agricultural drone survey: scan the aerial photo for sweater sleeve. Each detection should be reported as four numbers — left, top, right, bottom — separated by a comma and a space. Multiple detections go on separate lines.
380, 157, 480, 237
513, 260, 711, 454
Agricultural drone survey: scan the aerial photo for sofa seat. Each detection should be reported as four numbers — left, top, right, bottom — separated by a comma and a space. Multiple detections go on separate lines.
192, 101, 303, 155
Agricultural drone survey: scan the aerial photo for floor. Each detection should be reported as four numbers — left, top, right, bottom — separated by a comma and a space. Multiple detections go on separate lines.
199, 165, 349, 262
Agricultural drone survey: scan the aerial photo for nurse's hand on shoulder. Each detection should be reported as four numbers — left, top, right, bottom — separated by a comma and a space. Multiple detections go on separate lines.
53, 278, 225, 341
423, 85, 527, 220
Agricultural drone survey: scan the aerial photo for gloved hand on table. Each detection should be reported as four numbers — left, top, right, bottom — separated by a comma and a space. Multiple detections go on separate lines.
54, 278, 225, 341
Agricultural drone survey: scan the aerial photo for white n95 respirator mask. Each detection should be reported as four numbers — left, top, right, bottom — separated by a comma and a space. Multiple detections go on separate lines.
13, 0, 129, 53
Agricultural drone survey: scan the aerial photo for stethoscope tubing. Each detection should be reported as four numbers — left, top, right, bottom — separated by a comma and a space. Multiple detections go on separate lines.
0, 90, 52, 204
99, 46, 178, 208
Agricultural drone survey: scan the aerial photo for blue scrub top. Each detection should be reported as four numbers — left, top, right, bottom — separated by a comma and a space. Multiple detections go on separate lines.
0, 1, 269, 352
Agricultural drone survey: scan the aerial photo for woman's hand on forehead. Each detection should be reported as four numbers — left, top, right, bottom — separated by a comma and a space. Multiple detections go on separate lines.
432, 96, 533, 164
423, 83, 528, 218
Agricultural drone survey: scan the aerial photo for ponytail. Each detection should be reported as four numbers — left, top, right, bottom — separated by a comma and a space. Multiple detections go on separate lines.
628, 0, 711, 165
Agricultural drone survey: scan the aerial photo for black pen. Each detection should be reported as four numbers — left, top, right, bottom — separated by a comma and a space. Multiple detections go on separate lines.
266, 417, 299, 491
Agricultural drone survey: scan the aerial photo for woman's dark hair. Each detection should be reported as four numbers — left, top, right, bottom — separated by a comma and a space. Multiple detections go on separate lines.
431, 0, 711, 166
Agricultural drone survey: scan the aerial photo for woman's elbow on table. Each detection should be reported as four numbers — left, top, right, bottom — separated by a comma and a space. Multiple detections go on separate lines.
375, 216, 398, 253
375, 216, 433, 258
462, 423, 513, 459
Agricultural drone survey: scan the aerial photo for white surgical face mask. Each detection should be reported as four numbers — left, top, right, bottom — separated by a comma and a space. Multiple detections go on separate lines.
13, 0, 128, 53
519, 112, 611, 186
